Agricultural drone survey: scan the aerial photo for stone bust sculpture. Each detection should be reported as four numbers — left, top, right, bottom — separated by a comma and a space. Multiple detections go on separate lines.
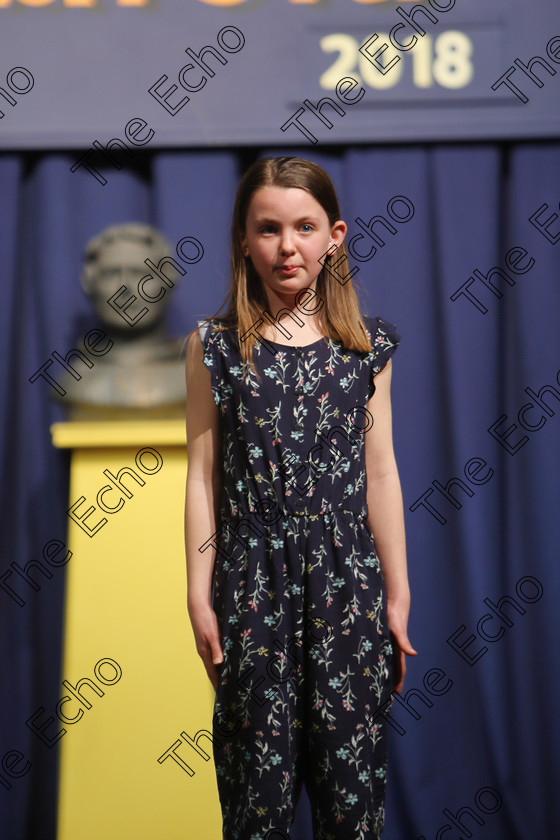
57, 223, 186, 415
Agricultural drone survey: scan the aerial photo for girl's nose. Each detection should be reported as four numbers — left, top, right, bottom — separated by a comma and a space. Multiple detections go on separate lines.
279, 231, 296, 254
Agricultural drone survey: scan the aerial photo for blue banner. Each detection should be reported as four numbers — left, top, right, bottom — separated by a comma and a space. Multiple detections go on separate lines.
0, 0, 559, 149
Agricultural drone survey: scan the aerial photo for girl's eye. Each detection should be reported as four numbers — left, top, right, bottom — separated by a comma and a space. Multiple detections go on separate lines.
301, 224, 313, 233
260, 225, 276, 234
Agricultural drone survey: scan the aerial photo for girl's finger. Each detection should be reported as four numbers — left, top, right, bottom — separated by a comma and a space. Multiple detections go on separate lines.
212, 645, 224, 665
390, 627, 418, 656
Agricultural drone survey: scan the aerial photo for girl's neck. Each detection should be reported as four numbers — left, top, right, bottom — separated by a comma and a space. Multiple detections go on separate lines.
259, 313, 325, 346
259, 285, 325, 345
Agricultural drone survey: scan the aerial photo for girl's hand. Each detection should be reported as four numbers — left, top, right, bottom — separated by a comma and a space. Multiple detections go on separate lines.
188, 601, 224, 691
387, 598, 417, 694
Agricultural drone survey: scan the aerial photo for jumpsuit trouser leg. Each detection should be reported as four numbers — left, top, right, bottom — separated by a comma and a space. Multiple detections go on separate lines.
211, 511, 394, 840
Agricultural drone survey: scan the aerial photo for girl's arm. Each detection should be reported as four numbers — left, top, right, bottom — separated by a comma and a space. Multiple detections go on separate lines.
364, 358, 417, 693
185, 329, 224, 690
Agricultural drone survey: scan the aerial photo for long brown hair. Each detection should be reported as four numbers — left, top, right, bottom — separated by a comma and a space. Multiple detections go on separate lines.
198, 156, 372, 374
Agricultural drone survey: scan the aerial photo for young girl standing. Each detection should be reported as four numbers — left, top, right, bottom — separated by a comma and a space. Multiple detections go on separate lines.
185, 157, 415, 840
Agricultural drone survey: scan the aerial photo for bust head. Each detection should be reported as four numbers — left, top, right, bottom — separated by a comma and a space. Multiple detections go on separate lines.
55, 223, 187, 413
80, 223, 179, 334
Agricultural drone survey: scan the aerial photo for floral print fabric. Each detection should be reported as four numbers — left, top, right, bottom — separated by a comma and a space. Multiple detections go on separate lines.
197, 315, 400, 840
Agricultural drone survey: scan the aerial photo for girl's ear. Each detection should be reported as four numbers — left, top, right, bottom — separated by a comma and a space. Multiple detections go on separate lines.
331, 219, 347, 247
240, 233, 249, 258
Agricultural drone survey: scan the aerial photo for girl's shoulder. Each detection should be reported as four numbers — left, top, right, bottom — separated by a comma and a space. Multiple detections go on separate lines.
360, 315, 401, 399
196, 318, 213, 346
196, 318, 231, 347
360, 314, 401, 352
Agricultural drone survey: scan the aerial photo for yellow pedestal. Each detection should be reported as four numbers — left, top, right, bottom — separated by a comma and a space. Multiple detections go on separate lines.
51, 420, 221, 840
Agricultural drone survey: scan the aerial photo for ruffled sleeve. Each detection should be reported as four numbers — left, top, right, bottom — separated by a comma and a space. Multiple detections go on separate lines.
365, 316, 401, 400
197, 318, 230, 410
197, 319, 214, 371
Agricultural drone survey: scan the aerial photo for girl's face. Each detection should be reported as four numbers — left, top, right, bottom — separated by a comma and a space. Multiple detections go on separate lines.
241, 186, 347, 306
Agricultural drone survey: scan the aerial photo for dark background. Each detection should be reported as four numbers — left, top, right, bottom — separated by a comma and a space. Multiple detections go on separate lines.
1, 142, 559, 839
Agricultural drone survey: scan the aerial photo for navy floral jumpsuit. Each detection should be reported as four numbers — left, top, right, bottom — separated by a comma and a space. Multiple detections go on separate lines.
197, 315, 400, 840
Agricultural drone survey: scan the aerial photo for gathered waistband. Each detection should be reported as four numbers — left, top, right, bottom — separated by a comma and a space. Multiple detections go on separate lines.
221, 501, 368, 521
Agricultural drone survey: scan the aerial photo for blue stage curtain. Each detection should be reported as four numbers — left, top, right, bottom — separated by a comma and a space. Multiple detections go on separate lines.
0, 143, 558, 840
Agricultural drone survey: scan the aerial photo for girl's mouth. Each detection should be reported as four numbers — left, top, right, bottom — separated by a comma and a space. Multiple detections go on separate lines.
276, 265, 301, 276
